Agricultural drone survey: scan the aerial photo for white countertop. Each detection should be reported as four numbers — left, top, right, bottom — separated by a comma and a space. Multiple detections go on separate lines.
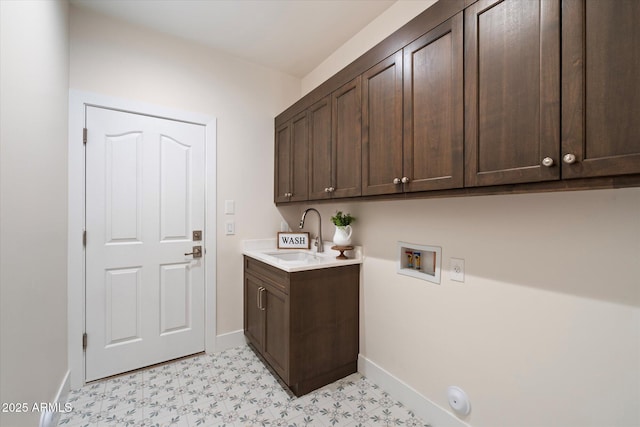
242, 239, 363, 272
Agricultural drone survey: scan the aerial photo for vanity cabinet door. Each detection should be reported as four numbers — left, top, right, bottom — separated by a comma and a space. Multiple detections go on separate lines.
243, 273, 264, 350
562, 0, 640, 178
464, 0, 560, 186
262, 282, 289, 382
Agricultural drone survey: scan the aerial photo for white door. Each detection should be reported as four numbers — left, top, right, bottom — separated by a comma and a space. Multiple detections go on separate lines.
85, 106, 205, 381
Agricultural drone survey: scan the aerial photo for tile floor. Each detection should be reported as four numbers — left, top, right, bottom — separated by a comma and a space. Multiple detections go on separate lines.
60, 345, 429, 427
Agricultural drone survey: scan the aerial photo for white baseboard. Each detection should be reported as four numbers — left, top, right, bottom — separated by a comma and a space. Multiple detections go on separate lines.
215, 329, 246, 353
38, 370, 70, 427
358, 355, 471, 427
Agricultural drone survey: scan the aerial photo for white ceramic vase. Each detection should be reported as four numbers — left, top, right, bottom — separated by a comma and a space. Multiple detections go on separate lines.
332, 225, 353, 246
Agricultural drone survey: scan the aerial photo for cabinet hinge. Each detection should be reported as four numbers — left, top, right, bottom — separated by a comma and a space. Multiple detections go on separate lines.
83, 128, 87, 145
82, 230, 86, 247
82, 333, 87, 351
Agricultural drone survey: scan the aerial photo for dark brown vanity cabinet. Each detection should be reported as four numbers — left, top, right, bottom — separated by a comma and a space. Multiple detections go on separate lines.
464, 0, 560, 187
243, 256, 360, 396
274, 111, 308, 203
561, 0, 640, 178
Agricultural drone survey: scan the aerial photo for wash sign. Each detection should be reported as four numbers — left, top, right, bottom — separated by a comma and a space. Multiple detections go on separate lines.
277, 232, 310, 249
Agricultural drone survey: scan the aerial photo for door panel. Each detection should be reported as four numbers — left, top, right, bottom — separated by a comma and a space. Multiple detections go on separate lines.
308, 97, 332, 200
160, 263, 191, 334
160, 136, 191, 240
274, 123, 291, 203
362, 51, 403, 196
332, 77, 362, 198
404, 13, 463, 192
465, 0, 560, 186
244, 274, 264, 350
263, 285, 288, 382
105, 267, 141, 345
105, 132, 142, 242
290, 111, 309, 201
562, 0, 640, 178
86, 106, 205, 381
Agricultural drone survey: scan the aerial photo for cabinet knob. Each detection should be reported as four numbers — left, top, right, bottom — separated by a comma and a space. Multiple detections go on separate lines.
401, 177, 410, 184
393, 178, 401, 185
328, 187, 335, 193
324, 187, 330, 193
563, 153, 577, 164
541, 157, 554, 167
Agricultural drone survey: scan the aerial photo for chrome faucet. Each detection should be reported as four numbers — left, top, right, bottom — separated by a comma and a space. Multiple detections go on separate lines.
299, 208, 324, 253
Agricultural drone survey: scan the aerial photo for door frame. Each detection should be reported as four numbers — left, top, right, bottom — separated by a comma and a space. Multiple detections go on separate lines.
68, 89, 217, 389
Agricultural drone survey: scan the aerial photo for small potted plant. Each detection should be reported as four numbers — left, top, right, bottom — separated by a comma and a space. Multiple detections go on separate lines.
330, 211, 356, 246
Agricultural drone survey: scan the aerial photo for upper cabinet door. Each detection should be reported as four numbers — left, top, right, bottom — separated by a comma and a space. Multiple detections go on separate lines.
562, 0, 640, 178
464, 0, 560, 187
332, 77, 362, 198
274, 122, 291, 203
362, 51, 404, 196
274, 112, 308, 203
308, 96, 332, 200
290, 112, 309, 202
403, 13, 464, 192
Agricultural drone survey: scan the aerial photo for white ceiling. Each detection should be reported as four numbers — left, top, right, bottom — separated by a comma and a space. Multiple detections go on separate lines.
69, 0, 397, 78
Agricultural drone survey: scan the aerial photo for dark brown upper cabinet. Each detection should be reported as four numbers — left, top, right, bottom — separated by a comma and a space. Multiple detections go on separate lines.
309, 79, 362, 200
362, 51, 404, 196
275, 0, 640, 205
403, 12, 464, 192
362, 13, 463, 196
274, 111, 308, 203
464, 0, 560, 187
308, 96, 332, 200
331, 77, 362, 198
562, 0, 640, 178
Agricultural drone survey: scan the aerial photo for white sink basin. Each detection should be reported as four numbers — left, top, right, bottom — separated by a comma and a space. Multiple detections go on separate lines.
242, 240, 363, 272
264, 251, 320, 263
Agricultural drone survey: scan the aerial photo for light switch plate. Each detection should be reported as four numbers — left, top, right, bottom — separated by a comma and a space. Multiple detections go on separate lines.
450, 258, 465, 282
225, 220, 235, 235
224, 200, 235, 215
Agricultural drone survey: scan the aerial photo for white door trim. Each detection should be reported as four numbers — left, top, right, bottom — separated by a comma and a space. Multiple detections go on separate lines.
68, 89, 217, 389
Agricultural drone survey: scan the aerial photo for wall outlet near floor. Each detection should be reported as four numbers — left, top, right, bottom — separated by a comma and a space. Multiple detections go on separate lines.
450, 258, 465, 282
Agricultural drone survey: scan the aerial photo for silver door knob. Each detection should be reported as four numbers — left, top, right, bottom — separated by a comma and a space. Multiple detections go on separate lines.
542, 157, 554, 167
563, 153, 577, 164
401, 177, 410, 184
184, 246, 202, 258
393, 178, 401, 185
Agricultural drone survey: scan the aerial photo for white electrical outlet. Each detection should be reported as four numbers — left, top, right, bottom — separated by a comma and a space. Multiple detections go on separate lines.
450, 258, 465, 282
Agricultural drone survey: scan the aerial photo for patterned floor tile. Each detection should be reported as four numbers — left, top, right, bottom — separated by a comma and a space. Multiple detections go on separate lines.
60, 345, 430, 427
